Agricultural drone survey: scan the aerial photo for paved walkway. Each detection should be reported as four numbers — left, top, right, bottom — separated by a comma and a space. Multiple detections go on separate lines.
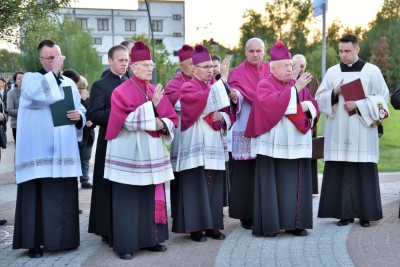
1, 127, 399, 266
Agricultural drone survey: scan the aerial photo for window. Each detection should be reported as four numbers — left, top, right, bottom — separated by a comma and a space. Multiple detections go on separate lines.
173, 50, 179, 57
173, 32, 182, 37
173, 14, 182, 21
125, 19, 136, 31
92, 38, 102, 45
155, 39, 163, 45
76, 18, 88, 30
97, 19, 109, 31
152, 20, 163, 32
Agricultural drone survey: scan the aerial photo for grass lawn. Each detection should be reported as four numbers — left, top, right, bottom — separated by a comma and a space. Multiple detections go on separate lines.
317, 104, 400, 173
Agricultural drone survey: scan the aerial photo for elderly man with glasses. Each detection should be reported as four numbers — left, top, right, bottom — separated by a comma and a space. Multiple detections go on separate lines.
103, 40, 178, 260
171, 45, 235, 242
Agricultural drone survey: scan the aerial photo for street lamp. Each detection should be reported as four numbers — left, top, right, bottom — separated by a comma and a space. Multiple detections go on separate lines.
144, 0, 157, 84
53, 12, 70, 69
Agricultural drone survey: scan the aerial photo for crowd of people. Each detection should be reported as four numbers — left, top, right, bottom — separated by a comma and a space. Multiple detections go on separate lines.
0, 33, 394, 261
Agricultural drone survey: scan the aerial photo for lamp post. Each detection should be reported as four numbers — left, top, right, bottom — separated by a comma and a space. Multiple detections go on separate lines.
144, 0, 157, 84
53, 12, 70, 69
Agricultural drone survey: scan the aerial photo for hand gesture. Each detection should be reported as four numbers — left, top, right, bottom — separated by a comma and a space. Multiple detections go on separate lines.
51, 55, 66, 75
291, 64, 301, 80
152, 84, 164, 107
294, 72, 313, 91
220, 57, 231, 81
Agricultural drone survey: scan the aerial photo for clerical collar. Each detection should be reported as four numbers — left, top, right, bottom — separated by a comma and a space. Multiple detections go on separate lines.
340, 59, 366, 72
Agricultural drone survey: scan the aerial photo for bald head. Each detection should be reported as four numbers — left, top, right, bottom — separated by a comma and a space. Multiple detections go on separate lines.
245, 38, 265, 66
292, 54, 307, 76
245, 38, 264, 49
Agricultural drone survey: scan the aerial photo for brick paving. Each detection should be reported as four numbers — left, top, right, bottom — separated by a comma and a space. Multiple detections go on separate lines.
1, 127, 399, 266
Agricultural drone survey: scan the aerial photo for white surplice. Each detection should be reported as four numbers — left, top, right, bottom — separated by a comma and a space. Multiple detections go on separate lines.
15, 72, 86, 184
176, 85, 232, 172
316, 63, 389, 163
251, 87, 318, 159
104, 101, 175, 186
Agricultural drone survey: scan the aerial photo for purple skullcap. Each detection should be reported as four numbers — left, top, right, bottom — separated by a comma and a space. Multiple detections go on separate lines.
270, 40, 291, 61
192, 45, 211, 65
178, 44, 193, 62
130, 40, 151, 63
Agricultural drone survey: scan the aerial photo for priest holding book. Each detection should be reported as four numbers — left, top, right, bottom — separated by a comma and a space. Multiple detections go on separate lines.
13, 40, 86, 258
316, 34, 389, 227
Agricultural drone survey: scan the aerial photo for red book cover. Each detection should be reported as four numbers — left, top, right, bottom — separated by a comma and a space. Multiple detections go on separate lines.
341, 78, 366, 116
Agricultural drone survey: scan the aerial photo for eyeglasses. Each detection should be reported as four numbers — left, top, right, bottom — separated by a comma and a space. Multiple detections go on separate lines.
195, 65, 213, 71
40, 55, 66, 62
40, 56, 55, 62
134, 63, 156, 68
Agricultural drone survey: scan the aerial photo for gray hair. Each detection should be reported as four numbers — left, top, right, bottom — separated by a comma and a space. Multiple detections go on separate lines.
245, 38, 265, 50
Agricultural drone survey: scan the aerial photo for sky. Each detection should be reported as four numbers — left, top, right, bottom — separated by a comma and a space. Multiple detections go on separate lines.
71, 0, 385, 48
0, 0, 385, 51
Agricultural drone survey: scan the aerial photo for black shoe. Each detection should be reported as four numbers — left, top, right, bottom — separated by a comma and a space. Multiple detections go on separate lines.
360, 220, 370, 227
240, 219, 253, 230
337, 219, 354, 226
101, 236, 109, 244
141, 244, 167, 252
0, 219, 6, 225
205, 229, 225, 240
190, 231, 207, 242
28, 248, 43, 258
119, 253, 133, 260
81, 181, 93, 189
265, 233, 278, 237
286, 229, 308, 236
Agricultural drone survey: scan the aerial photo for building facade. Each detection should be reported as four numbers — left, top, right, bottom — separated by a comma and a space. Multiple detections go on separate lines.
60, 0, 185, 66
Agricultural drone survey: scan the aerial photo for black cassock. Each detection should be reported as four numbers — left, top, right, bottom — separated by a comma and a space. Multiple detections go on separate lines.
318, 161, 383, 221
13, 178, 79, 251
88, 72, 127, 240
252, 156, 313, 236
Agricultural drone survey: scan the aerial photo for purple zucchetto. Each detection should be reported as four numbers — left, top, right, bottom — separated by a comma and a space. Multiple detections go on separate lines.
270, 40, 291, 61
130, 40, 152, 64
178, 44, 193, 62
192, 45, 212, 65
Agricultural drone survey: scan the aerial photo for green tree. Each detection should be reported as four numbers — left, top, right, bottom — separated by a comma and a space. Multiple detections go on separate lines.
0, 0, 73, 42
20, 15, 103, 88
233, 0, 315, 67
305, 45, 338, 81
361, 0, 400, 90
0, 49, 21, 72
